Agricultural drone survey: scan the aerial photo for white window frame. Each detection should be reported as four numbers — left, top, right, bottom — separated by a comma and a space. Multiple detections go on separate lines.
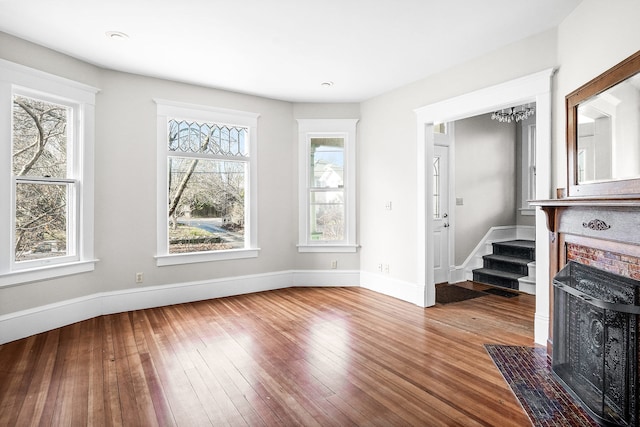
520, 122, 536, 215
0, 59, 98, 287
297, 119, 358, 253
155, 99, 260, 266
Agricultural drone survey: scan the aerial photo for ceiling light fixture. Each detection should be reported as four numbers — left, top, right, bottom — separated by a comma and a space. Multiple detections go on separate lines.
491, 105, 535, 123
105, 31, 129, 40
321, 81, 334, 87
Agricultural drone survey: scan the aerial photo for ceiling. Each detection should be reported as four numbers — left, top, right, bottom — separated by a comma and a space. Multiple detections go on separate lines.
0, 0, 582, 103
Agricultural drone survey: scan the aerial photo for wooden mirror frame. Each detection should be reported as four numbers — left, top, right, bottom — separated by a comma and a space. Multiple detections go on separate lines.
566, 50, 640, 198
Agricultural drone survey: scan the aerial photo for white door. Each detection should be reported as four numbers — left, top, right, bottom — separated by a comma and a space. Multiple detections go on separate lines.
433, 143, 450, 284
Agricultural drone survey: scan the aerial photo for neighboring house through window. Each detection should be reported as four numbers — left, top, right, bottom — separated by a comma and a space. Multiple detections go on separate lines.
155, 100, 259, 266
0, 59, 98, 286
297, 119, 358, 252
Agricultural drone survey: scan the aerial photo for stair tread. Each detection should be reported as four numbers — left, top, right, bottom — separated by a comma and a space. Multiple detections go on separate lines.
493, 239, 535, 249
483, 254, 532, 265
472, 268, 525, 280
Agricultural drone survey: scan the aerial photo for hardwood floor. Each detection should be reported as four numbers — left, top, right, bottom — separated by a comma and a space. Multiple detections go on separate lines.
0, 285, 536, 426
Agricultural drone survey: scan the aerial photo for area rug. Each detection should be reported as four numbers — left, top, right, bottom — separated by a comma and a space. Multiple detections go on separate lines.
435, 284, 486, 304
485, 344, 598, 427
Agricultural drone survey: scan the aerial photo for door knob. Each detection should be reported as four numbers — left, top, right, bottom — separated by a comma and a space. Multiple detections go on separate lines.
443, 213, 448, 218
444, 223, 449, 228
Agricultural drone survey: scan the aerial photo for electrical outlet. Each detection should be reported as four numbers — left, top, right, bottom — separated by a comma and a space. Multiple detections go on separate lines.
384, 264, 390, 274
385, 201, 393, 210
135, 272, 144, 284
377, 263, 383, 272
331, 260, 337, 269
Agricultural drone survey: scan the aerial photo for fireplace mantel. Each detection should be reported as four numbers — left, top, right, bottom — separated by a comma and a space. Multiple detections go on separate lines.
532, 197, 640, 355
534, 197, 640, 232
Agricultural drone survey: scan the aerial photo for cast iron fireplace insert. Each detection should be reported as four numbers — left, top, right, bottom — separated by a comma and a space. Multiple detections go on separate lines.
553, 261, 640, 426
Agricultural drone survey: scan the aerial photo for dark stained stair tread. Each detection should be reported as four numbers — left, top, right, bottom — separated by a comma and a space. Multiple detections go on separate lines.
482, 254, 531, 265
472, 240, 535, 290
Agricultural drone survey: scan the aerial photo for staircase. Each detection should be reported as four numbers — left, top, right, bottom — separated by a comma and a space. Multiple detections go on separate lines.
472, 240, 535, 291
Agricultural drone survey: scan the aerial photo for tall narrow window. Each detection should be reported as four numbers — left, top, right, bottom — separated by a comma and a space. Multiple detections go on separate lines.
519, 116, 537, 215
13, 95, 73, 263
297, 119, 358, 252
1, 60, 98, 286
155, 101, 259, 266
528, 125, 537, 202
433, 156, 441, 219
310, 137, 345, 241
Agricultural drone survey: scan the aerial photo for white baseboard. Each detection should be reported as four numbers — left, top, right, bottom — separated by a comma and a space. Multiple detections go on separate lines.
292, 270, 360, 287
534, 312, 550, 346
449, 266, 466, 284
0, 269, 360, 345
359, 271, 422, 306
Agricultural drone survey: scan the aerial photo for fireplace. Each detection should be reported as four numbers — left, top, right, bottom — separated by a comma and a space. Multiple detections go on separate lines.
553, 261, 640, 426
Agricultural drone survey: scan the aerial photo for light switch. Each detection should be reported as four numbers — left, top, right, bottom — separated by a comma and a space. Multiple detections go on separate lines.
456, 198, 464, 206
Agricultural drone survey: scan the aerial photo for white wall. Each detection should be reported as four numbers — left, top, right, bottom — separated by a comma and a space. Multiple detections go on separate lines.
454, 114, 517, 265
358, 0, 640, 344
554, 0, 640, 191
2, 0, 640, 341
358, 29, 559, 290
0, 32, 362, 319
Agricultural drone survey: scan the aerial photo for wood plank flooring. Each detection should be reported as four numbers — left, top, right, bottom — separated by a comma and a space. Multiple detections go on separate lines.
0, 285, 536, 426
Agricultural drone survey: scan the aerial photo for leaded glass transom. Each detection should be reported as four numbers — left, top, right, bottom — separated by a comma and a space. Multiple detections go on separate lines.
168, 119, 248, 157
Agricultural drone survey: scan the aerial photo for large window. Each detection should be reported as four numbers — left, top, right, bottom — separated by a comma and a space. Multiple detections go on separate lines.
155, 101, 259, 265
297, 119, 358, 252
0, 60, 98, 286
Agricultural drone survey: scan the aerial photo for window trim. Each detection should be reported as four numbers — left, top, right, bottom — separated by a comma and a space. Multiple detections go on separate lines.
297, 119, 358, 253
519, 122, 536, 216
154, 99, 260, 266
0, 59, 98, 287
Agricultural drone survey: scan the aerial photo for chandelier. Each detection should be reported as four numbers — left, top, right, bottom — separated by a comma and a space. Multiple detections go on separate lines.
491, 105, 535, 123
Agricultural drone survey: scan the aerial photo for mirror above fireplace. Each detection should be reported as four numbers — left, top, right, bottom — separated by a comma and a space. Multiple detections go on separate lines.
567, 50, 640, 198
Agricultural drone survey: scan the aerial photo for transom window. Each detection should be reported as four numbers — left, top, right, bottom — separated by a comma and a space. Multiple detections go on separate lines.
155, 100, 259, 265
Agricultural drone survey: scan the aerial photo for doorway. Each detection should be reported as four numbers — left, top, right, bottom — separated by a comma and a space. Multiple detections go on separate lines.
415, 69, 554, 346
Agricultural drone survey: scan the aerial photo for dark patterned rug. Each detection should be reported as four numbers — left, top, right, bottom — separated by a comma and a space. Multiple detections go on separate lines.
435, 284, 486, 304
485, 344, 598, 427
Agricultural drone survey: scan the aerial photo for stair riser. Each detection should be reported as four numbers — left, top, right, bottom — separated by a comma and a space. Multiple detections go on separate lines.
483, 258, 528, 275
472, 272, 519, 290
492, 244, 535, 261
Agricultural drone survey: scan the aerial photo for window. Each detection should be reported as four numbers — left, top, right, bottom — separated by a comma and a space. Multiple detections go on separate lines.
297, 119, 358, 252
433, 156, 441, 219
0, 59, 98, 286
519, 119, 537, 215
155, 100, 259, 266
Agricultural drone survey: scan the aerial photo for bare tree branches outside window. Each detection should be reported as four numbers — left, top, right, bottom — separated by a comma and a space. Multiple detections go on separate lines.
166, 119, 247, 254
12, 95, 70, 262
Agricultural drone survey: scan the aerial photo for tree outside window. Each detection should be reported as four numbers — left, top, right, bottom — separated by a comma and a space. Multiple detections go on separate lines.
155, 101, 259, 265
166, 119, 249, 254
12, 95, 74, 263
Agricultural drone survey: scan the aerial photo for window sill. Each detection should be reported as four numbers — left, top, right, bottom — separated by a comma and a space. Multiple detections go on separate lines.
156, 248, 260, 266
297, 244, 359, 253
0, 259, 98, 288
